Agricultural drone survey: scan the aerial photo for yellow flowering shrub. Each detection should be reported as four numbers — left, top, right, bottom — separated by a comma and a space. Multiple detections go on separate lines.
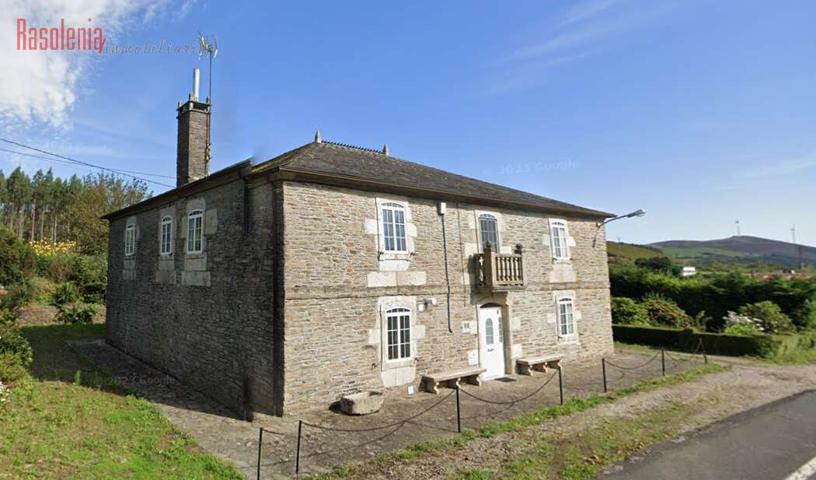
29, 240, 77, 258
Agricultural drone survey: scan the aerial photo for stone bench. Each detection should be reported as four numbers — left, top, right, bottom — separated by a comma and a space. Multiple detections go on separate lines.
421, 368, 486, 395
516, 355, 562, 376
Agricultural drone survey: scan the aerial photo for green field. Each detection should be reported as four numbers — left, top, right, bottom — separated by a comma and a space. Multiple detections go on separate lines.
606, 242, 665, 265
0, 324, 242, 479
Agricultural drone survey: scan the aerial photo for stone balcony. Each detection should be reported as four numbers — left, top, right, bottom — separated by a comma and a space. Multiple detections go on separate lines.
475, 244, 525, 292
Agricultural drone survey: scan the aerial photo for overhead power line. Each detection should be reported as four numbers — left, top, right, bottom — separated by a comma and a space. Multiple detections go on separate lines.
0, 147, 175, 180
0, 137, 174, 188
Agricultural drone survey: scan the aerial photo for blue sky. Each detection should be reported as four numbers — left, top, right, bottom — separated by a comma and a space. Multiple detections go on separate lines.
2, 0, 814, 246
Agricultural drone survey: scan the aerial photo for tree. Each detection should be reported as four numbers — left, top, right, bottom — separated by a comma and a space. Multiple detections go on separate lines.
635, 256, 681, 276
0, 168, 150, 252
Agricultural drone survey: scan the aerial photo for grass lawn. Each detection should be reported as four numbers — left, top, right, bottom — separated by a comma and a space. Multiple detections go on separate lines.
0, 324, 242, 479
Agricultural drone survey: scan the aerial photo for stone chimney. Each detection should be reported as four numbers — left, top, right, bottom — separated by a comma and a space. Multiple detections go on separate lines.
176, 68, 211, 187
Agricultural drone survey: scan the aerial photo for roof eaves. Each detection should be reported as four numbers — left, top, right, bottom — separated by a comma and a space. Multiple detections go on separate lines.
101, 160, 252, 221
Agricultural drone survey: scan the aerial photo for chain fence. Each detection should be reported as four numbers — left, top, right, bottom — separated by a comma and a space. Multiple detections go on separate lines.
255, 346, 710, 478
601, 339, 709, 393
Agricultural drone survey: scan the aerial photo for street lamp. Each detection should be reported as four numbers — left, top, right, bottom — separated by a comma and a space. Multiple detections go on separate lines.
593, 209, 645, 246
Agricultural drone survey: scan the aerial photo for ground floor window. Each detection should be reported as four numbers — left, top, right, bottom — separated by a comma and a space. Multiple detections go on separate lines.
557, 297, 576, 337
386, 308, 411, 360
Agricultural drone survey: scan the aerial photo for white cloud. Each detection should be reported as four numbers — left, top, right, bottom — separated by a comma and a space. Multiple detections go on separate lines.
739, 154, 816, 179
559, 0, 628, 27
0, 0, 192, 128
491, 0, 676, 93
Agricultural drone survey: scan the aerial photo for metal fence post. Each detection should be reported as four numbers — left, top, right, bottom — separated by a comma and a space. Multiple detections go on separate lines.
661, 348, 666, 376
256, 427, 263, 480
455, 386, 462, 433
558, 366, 564, 405
602, 358, 607, 393
295, 420, 303, 476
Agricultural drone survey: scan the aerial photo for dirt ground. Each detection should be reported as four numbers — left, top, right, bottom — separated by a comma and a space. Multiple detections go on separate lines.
341, 356, 816, 480
72, 339, 727, 479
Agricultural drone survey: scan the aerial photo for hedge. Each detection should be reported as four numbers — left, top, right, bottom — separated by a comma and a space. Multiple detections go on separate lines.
612, 324, 816, 358
610, 266, 816, 331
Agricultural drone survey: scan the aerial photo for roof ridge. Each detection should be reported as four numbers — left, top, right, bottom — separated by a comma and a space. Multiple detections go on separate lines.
322, 140, 384, 155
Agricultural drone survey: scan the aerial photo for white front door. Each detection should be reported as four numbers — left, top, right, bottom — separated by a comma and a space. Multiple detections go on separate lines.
478, 306, 505, 380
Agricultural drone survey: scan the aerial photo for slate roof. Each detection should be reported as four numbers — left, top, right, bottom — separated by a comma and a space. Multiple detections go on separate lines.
252, 141, 613, 219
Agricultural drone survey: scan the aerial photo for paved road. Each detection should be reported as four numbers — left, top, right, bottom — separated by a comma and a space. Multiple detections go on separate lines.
603, 390, 816, 480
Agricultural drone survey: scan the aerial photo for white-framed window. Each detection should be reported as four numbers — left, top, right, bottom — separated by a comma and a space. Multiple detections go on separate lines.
478, 213, 500, 252
557, 297, 576, 337
124, 224, 136, 257
385, 307, 411, 361
381, 203, 407, 252
550, 220, 570, 260
187, 210, 204, 254
160, 216, 173, 256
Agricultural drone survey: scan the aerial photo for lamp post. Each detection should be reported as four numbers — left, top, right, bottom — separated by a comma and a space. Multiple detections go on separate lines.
593, 209, 645, 247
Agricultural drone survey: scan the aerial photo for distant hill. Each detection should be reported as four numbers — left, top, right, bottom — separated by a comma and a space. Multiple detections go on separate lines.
607, 241, 664, 265
650, 236, 816, 269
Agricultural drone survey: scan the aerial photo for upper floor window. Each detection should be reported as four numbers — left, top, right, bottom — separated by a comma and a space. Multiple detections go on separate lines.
160, 216, 173, 256
478, 214, 500, 252
124, 224, 136, 257
557, 297, 576, 337
187, 210, 203, 254
385, 307, 411, 361
381, 203, 407, 252
550, 220, 570, 260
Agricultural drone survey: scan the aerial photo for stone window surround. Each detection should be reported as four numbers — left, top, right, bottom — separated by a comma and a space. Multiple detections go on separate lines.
376, 296, 423, 371
186, 209, 205, 255
384, 307, 413, 364
124, 222, 136, 257
553, 291, 580, 345
159, 215, 174, 257
473, 209, 511, 254
122, 216, 138, 281
547, 218, 573, 264
374, 197, 416, 263
178, 197, 216, 287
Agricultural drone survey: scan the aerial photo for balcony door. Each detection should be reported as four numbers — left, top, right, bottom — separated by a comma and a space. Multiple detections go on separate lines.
478, 305, 505, 379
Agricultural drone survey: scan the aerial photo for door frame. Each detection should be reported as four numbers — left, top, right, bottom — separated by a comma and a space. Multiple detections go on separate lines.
478, 303, 508, 379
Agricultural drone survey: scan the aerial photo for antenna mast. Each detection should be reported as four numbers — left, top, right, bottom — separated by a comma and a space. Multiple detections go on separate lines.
198, 33, 218, 171
735, 219, 741, 236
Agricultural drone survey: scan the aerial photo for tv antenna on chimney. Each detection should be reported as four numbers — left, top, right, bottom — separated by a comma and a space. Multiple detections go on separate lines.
198, 33, 218, 166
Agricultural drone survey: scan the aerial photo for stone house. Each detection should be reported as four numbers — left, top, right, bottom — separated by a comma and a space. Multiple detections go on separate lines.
104, 84, 615, 418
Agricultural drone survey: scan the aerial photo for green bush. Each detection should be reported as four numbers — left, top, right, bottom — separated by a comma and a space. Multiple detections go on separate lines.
611, 297, 649, 325
723, 323, 763, 336
2, 282, 32, 310
0, 353, 28, 383
0, 308, 14, 326
56, 302, 98, 325
27, 276, 57, 303
641, 294, 692, 328
0, 323, 33, 368
738, 301, 794, 334
36, 252, 107, 303
613, 324, 816, 359
634, 256, 681, 276
52, 282, 82, 307
0, 226, 36, 286
610, 266, 816, 331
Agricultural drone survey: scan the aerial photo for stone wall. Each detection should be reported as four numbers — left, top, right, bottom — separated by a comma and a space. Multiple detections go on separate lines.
281, 181, 612, 414
106, 178, 281, 416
